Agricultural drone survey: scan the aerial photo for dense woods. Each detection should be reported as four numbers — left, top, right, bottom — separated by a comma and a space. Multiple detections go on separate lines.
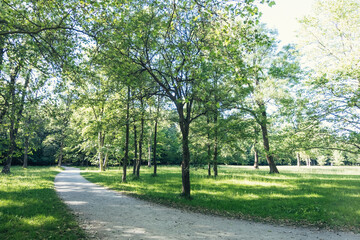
1, 0, 359, 197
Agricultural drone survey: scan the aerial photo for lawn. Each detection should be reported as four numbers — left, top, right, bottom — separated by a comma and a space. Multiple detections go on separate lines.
0, 166, 86, 240
81, 165, 360, 232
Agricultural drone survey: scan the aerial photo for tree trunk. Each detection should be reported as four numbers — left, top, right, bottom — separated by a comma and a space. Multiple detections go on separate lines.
213, 110, 218, 177
23, 135, 29, 168
153, 120, 158, 175
58, 141, 64, 167
0, 37, 8, 125
136, 109, 144, 177
258, 103, 279, 174
103, 152, 108, 169
2, 123, 16, 174
207, 116, 211, 176
98, 131, 104, 171
123, 86, 130, 182
254, 148, 259, 169
297, 152, 301, 167
180, 122, 191, 198
153, 96, 160, 176
148, 130, 152, 167
133, 124, 137, 175
253, 128, 259, 169
2, 65, 26, 174
177, 103, 191, 198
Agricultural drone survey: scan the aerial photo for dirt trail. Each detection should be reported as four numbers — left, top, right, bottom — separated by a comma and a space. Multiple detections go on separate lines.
54, 167, 359, 240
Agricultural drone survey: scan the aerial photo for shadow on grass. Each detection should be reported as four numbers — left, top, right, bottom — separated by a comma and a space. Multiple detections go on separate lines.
0, 167, 85, 240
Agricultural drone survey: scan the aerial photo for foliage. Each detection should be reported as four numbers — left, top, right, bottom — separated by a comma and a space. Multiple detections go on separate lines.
297, 0, 360, 154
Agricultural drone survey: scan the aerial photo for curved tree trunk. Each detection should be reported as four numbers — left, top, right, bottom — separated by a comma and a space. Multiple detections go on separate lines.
258, 103, 279, 174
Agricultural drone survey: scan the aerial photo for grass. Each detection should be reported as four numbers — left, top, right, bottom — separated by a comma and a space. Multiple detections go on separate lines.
81, 165, 360, 233
0, 166, 86, 240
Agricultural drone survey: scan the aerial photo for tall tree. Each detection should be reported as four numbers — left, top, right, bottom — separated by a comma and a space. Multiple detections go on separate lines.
1, 67, 30, 173
298, 0, 360, 154
123, 86, 131, 182
104, 0, 270, 197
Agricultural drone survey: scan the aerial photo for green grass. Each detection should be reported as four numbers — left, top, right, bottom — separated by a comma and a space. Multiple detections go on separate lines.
81, 165, 360, 232
0, 166, 86, 240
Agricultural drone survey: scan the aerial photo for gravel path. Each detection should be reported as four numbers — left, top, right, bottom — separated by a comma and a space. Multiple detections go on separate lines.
54, 167, 359, 240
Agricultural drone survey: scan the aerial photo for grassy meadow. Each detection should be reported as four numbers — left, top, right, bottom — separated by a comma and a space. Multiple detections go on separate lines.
81, 165, 360, 232
0, 166, 86, 240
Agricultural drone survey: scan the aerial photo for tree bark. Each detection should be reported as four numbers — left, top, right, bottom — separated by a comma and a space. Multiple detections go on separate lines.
254, 147, 259, 169
0, 36, 8, 125
103, 152, 108, 169
136, 107, 144, 177
213, 111, 218, 177
253, 128, 259, 169
153, 120, 158, 175
258, 103, 279, 174
2, 65, 28, 174
122, 86, 130, 182
148, 130, 152, 167
297, 152, 301, 167
58, 141, 64, 167
153, 96, 160, 176
22, 116, 31, 168
180, 123, 191, 198
207, 116, 211, 176
177, 103, 191, 198
23, 135, 29, 168
133, 124, 137, 175
98, 131, 105, 171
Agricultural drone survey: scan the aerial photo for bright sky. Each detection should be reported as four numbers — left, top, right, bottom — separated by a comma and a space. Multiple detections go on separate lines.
258, 0, 317, 46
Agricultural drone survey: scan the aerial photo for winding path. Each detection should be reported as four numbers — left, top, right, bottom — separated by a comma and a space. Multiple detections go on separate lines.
54, 167, 358, 240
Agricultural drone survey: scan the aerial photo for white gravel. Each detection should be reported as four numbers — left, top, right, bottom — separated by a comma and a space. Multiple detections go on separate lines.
54, 167, 359, 240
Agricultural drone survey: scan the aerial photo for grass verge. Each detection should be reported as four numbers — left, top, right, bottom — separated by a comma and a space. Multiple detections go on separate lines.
0, 166, 86, 240
81, 165, 360, 233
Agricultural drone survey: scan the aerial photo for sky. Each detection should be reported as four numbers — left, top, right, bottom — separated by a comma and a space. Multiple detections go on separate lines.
258, 0, 317, 46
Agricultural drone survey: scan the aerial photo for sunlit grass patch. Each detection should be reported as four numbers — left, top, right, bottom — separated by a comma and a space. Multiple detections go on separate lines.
81, 165, 360, 232
0, 166, 86, 240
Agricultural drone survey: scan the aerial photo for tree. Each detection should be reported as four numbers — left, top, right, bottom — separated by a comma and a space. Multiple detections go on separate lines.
1, 67, 30, 173
1, 0, 85, 173
227, 22, 301, 173
110, 0, 273, 197
298, 0, 360, 155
